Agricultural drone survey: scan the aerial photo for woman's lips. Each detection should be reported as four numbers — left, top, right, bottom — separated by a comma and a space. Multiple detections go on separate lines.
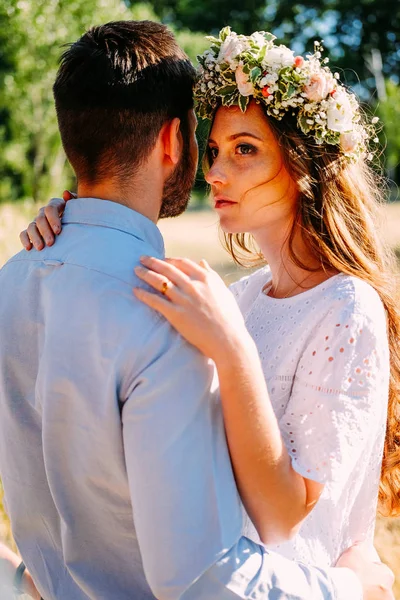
214, 197, 237, 209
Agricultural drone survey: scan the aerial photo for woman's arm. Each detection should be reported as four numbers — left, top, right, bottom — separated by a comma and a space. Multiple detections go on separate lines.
0, 543, 40, 599
134, 256, 323, 544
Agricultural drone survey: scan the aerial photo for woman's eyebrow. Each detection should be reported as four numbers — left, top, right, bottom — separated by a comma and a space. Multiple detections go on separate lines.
208, 132, 263, 145
229, 132, 263, 141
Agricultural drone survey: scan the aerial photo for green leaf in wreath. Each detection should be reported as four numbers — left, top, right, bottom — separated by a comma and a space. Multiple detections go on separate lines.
279, 67, 294, 83
206, 35, 220, 44
220, 27, 231, 42
299, 115, 312, 134
216, 84, 238, 97
250, 67, 262, 83
278, 80, 289, 94
286, 83, 297, 98
223, 93, 237, 107
238, 94, 250, 112
258, 44, 267, 62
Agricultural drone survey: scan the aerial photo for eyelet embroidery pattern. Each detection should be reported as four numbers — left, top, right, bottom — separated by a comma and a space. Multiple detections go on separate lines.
230, 267, 389, 567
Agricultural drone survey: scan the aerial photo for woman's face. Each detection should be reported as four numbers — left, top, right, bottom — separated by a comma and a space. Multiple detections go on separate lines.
205, 101, 299, 235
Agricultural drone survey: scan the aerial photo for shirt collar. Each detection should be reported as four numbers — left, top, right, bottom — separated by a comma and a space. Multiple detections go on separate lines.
62, 197, 165, 256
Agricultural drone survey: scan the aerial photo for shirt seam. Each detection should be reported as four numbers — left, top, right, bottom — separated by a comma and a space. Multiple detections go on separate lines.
62, 218, 162, 246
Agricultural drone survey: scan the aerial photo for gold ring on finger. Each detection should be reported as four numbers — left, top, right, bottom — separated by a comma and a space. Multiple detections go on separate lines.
161, 280, 171, 296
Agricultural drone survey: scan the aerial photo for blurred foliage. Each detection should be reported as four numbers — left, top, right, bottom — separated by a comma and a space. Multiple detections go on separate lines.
0, 0, 398, 204
149, 0, 399, 91
377, 80, 400, 186
269, 0, 399, 94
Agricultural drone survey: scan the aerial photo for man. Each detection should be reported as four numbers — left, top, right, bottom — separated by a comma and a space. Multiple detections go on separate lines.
0, 20, 394, 599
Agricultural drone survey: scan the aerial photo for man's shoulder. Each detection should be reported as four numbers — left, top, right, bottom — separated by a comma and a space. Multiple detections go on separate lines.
0, 230, 165, 341
3, 224, 158, 286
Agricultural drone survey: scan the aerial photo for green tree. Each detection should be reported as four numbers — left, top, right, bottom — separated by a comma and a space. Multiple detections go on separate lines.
146, 0, 266, 34
0, 0, 136, 202
0, 1, 207, 203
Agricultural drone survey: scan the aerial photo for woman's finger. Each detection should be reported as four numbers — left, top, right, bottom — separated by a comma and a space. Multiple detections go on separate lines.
199, 258, 212, 271
165, 257, 208, 279
140, 256, 193, 289
35, 209, 56, 246
27, 222, 45, 250
134, 266, 185, 303
133, 287, 178, 321
44, 198, 66, 234
19, 230, 33, 251
62, 190, 77, 201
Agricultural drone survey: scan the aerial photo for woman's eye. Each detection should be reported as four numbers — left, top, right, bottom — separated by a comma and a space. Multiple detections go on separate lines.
236, 143, 255, 155
208, 146, 219, 160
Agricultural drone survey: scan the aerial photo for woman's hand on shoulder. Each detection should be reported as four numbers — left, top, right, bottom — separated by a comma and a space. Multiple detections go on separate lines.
19, 190, 75, 251
134, 256, 253, 364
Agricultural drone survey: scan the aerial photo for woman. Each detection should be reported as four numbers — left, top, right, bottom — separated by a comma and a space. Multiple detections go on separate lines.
21, 28, 400, 568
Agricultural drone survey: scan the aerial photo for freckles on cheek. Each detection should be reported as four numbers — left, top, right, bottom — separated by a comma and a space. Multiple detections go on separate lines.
239, 156, 282, 194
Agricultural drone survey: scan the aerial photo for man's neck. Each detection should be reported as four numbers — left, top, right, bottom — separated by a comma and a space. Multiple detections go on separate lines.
77, 177, 161, 224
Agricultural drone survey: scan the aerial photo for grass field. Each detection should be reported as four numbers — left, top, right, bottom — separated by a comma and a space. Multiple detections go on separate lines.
1, 199, 400, 597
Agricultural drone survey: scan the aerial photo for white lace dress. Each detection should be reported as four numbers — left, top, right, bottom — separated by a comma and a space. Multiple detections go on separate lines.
230, 267, 389, 568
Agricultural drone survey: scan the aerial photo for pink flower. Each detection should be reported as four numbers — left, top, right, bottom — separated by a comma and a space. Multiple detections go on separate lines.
235, 66, 254, 97
294, 56, 304, 68
304, 72, 334, 102
340, 131, 359, 154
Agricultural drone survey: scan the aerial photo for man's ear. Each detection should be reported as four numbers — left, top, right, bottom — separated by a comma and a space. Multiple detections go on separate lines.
160, 117, 182, 167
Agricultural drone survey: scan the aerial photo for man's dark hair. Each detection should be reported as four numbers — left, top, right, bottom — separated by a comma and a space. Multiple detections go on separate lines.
53, 20, 197, 183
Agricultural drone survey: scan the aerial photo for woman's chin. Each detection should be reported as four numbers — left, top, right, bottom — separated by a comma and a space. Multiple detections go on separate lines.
219, 220, 247, 235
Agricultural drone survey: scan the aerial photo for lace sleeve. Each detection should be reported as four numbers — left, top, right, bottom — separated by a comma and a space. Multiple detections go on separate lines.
279, 305, 389, 484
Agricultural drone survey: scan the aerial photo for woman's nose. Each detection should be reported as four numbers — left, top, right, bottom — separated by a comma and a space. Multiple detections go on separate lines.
204, 160, 228, 186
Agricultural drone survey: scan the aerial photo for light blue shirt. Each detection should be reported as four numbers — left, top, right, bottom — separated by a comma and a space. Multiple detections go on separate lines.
0, 198, 362, 599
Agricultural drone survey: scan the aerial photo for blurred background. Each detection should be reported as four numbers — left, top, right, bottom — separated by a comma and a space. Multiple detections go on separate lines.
0, 0, 399, 596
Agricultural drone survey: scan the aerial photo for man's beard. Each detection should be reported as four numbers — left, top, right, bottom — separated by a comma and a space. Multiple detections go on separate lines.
159, 133, 197, 219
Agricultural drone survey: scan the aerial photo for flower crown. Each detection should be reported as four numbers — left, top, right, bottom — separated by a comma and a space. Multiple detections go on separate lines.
195, 27, 379, 160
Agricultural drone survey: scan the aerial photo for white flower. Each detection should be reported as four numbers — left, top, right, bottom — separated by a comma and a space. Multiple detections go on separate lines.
263, 45, 295, 70
251, 32, 268, 47
204, 50, 216, 66
326, 89, 354, 133
371, 116, 379, 124
218, 34, 248, 67
235, 65, 254, 96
